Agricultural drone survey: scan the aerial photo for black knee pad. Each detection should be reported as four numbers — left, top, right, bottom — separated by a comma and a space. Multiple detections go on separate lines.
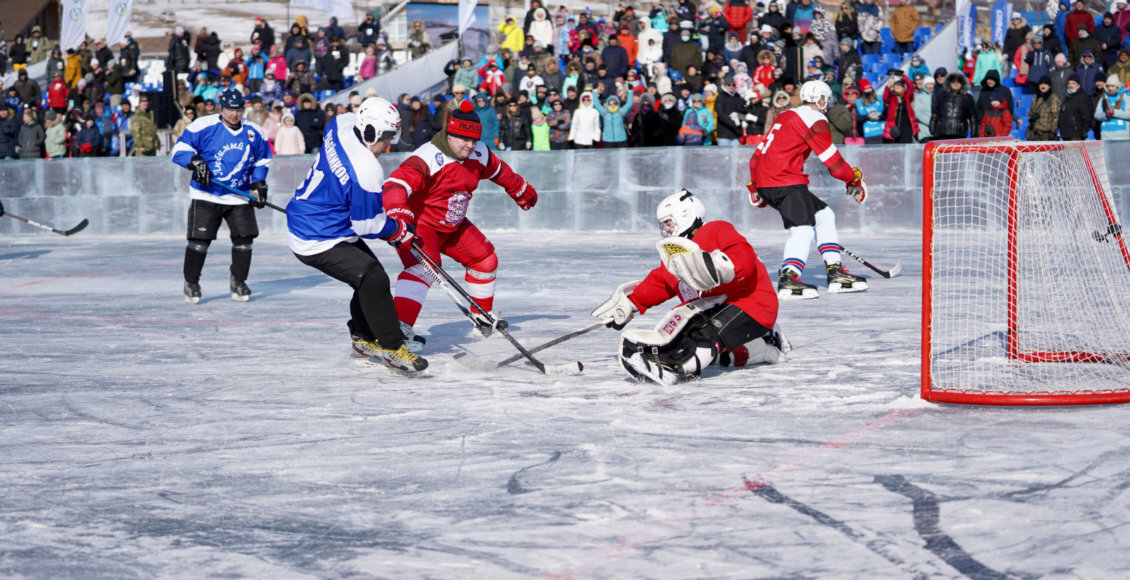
231, 237, 254, 252
187, 240, 211, 254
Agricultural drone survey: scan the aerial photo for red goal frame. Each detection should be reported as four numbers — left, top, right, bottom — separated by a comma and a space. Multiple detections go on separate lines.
921, 138, 1130, 405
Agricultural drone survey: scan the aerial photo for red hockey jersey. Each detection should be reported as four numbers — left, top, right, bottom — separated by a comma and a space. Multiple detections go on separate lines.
629, 221, 778, 329
382, 139, 524, 232
750, 106, 856, 189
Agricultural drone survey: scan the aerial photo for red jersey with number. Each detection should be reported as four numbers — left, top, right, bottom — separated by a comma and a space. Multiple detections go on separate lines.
628, 220, 778, 328
750, 106, 856, 188
382, 140, 523, 232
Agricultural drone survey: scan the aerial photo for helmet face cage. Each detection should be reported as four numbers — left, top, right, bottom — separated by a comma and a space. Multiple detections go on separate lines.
656, 189, 705, 238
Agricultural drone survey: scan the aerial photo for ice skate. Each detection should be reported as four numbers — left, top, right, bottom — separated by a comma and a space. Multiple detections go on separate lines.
825, 263, 868, 293
400, 321, 426, 353
184, 281, 201, 304
230, 276, 251, 301
777, 269, 819, 300
351, 333, 428, 375
469, 308, 507, 338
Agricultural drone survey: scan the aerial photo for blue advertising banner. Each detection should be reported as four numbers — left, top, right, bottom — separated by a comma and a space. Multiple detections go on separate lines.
991, 0, 1010, 46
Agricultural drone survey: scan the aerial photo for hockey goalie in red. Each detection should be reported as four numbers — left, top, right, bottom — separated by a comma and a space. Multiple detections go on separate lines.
748, 79, 869, 300
382, 100, 538, 337
591, 190, 789, 386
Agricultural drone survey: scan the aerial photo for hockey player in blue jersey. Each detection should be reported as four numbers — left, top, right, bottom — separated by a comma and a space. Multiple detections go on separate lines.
286, 96, 427, 375
171, 88, 272, 304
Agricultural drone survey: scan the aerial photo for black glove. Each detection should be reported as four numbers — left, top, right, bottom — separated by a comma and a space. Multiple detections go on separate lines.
249, 180, 268, 209
0, 199, 5, 217
188, 155, 211, 188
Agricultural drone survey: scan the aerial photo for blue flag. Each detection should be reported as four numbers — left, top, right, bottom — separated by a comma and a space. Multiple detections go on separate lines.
991, 0, 1010, 46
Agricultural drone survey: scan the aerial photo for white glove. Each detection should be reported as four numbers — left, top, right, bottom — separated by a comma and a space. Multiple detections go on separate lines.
592, 280, 640, 330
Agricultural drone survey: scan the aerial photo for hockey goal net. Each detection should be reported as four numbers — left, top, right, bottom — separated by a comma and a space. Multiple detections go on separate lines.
923, 138, 1130, 405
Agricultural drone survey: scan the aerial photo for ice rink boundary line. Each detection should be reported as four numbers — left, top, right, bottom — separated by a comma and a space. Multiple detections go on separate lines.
546, 407, 925, 579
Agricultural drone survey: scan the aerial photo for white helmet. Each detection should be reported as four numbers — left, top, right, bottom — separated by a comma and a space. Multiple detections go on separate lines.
799, 80, 835, 112
355, 96, 401, 146
657, 189, 706, 238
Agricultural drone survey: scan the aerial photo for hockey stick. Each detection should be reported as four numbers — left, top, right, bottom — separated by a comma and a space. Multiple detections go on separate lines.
841, 247, 901, 278
210, 181, 288, 213
407, 240, 572, 374
453, 319, 606, 368
4, 212, 89, 236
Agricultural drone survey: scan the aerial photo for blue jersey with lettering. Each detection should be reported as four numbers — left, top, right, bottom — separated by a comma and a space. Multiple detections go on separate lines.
171, 115, 272, 205
286, 113, 397, 256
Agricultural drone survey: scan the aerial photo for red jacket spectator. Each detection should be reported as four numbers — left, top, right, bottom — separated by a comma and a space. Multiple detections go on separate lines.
1066, 3, 1094, 46
882, 82, 918, 140
617, 28, 639, 66
978, 95, 1013, 137
47, 77, 69, 110
724, 0, 754, 38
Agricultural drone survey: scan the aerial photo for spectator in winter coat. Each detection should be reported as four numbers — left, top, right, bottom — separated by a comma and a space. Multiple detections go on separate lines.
1076, 50, 1106, 95
882, 75, 917, 142
1026, 35, 1056, 93
250, 17, 275, 52
1004, 13, 1032, 66
266, 45, 288, 82
724, 0, 753, 38
973, 42, 1004, 85
468, 93, 500, 150
568, 91, 601, 147
273, 112, 305, 155
74, 114, 103, 157
546, 97, 571, 149
1050, 53, 1074, 99
1094, 13, 1122, 68
889, 0, 919, 57
528, 8, 555, 50
595, 91, 634, 147
358, 14, 380, 48
17, 109, 44, 159
1059, 73, 1093, 139
453, 58, 480, 93
913, 76, 935, 141
499, 99, 532, 150
1070, 25, 1103, 67
602, 36, 630, 83
44, 112, 66, 158
978, 90, 1013, 137
479, 61, 506, 96
857, 0, 883, 55
287, 61, 316, 96
320, 42, 348, 91
1028, 75, 1062, 140
294, 93, 325, 153
408, 19, 431, 60
11, 69, 41, 106
1066, 1, 1094, 46
1094, 74, 1130, 139
975, 70, 1014, 133
670, 29, 705, 77
499, 16, 525, 54
1111, 49, 1130, 87
167, 27, 192, 74
0, 105, 20, 159
932, 73, 976, 139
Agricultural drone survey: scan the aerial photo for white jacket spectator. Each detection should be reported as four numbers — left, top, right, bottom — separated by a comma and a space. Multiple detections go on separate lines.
273, 112, 306, 155
528, 8, 555, 49
567, 92, 601, 147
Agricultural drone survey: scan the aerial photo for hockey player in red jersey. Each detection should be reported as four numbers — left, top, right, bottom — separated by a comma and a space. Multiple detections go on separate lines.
591, 190, 788, 386
747, 79, 870, 300
382, 100, 538, 338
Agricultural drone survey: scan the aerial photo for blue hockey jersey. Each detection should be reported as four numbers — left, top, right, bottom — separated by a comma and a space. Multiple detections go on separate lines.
171, 115, 272, 205
286, 113, 398, 256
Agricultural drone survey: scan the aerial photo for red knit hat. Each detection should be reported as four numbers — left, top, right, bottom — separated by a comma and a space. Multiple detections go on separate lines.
447, 100, 482, 140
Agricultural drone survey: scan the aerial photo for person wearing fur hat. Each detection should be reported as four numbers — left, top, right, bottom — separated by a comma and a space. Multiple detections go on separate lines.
1059, 73, 1094, 140
931, 73, 975, 139
273, 110, 306, 154
1094, 74, 1130, 139
382, 100, 539, 338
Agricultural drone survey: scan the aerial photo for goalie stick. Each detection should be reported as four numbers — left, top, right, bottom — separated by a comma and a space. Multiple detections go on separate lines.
407, 240, 579, 375
841, 247, 901, 279
211, 181, 288, 213
3, 212, 89, 236
453, 320, 606, 369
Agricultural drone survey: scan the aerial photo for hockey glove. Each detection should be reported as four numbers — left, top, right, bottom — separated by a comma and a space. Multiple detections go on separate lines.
508, 178, 538, 210
249, 180, 268, 209
383, 207, 416, 247
188, 155, 212, 188
747, 181, 767, 208
846, 167, 868, 204
591, 280, 640, 330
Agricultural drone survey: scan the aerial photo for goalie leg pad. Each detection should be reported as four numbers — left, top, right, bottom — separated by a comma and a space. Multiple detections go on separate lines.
618, 298, 727, 384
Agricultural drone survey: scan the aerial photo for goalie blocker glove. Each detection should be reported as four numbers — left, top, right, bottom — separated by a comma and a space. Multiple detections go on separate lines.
188, 154, 211, 188
846, 167, 868, 204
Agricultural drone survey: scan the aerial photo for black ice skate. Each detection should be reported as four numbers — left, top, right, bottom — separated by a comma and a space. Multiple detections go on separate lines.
777, 269, 819, 300
230, 276, 251, 302
184, 281, 202, 304
825, 263, 869, 293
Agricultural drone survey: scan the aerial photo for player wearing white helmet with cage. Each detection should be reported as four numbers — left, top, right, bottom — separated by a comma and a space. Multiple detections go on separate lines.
747, 79, 870, 300
286, 96, 428, 375
591, 189, 789, 386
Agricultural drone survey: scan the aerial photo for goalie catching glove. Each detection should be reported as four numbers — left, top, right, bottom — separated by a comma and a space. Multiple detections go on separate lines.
592, 280, 640, 330
656, 237, 735, 291
845, 167, 868, 204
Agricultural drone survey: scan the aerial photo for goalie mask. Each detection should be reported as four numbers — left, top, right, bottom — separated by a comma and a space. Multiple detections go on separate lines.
657, 189, 705, 239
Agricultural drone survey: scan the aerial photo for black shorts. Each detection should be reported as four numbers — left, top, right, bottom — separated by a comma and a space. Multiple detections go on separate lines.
757, 184, 828, 230
187, 199, 259, 241
295, 239, 381, 290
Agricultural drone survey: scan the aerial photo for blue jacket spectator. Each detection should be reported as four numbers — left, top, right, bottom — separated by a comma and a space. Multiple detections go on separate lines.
593, 91, 634, 145
601, 38, 630, 84
472, 93, 501, 150
0, 105, 20, 159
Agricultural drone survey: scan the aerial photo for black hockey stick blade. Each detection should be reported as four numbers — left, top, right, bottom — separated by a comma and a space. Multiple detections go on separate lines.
212, 181, 288, 213
841, 247, 901, 278
5, 213, 90, 236
454, 320, 606, 368
407, 240, 551, 373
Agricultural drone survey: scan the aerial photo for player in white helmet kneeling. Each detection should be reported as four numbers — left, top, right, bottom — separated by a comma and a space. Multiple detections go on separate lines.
747, 79, 869, 300
591, 190, 789, 386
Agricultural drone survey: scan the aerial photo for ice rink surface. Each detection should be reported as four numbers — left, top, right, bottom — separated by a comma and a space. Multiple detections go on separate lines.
2, 232, 1129, 579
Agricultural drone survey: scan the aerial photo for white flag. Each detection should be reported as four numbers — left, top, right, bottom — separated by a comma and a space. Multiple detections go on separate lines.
458, 0, 478, 35
107, 0, 133, 46
60, 0, 88, 52
289, 0, 352, 21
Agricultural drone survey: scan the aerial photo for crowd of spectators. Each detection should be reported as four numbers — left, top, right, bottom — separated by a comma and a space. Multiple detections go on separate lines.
5, 0, 1130, 161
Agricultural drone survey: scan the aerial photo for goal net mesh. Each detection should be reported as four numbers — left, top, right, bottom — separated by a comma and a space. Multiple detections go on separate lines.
925, 140, 1130, 404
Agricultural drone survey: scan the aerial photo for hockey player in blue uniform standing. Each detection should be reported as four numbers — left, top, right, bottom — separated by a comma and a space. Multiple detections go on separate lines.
285, 97, 427, 375
171, 88, 272, 304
